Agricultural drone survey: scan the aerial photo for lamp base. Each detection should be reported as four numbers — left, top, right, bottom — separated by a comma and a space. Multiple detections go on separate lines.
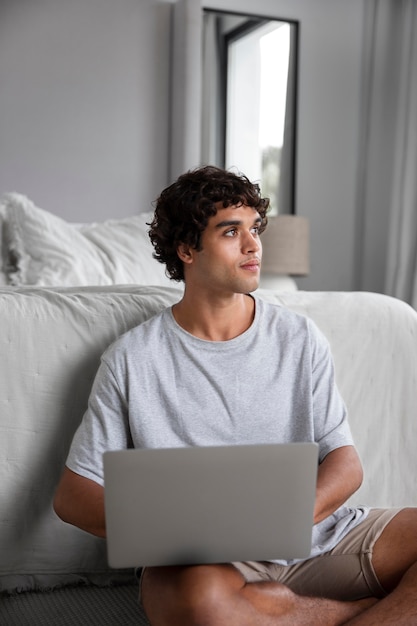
259, 274, 298, 292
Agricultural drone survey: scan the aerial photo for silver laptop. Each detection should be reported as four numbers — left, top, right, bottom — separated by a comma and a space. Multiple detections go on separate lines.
103, 442, 318, 569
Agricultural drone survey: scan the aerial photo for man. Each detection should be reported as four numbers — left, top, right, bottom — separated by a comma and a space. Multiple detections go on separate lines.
54, 166, 417, 625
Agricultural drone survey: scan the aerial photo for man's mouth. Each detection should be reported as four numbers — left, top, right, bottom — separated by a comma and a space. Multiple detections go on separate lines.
240, 259, 260, 272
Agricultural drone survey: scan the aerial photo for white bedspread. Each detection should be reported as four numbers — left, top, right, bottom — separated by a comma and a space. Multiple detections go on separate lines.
0, 286, 416, 592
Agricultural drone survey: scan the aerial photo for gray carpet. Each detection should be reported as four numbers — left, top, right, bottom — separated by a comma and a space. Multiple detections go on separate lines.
0, 583, 151, 626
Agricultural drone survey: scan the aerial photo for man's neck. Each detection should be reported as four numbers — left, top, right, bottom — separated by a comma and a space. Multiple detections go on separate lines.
172, 291, 256, 342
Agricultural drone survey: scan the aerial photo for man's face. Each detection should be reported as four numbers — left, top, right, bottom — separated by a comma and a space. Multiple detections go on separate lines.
182, 203, 263, 296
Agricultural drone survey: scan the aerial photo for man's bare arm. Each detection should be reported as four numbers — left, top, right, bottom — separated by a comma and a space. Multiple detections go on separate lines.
53, 466, 106, 538
314, 445, 363, 524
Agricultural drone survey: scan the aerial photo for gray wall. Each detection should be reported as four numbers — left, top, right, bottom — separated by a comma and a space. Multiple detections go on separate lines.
0, 0, 371, 291
0, 0, 171, 221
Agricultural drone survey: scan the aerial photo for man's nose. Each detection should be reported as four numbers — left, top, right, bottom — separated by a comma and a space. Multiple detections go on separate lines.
242, 231, 261, 254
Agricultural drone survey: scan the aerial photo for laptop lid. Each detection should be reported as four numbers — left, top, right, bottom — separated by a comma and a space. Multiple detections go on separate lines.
103, 442, 318, 569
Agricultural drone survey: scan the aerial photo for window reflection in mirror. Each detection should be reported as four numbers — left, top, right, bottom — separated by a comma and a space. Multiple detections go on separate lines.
202, 11, 298, 215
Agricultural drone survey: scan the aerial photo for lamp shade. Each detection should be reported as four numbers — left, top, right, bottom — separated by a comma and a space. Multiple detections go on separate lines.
261, 215, 310, 276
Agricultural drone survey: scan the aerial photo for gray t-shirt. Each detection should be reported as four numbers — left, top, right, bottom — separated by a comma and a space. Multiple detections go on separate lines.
67, 295, 368, 563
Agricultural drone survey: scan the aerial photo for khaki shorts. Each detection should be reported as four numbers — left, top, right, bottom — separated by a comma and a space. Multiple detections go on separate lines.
138, 508, 401, 604
233, 508, 401, 601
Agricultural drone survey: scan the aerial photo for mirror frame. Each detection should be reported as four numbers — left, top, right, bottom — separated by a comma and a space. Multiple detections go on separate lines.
201, 8, 299, 215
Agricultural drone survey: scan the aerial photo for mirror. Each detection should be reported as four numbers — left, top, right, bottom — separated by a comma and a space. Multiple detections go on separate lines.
201, 10, 298, 215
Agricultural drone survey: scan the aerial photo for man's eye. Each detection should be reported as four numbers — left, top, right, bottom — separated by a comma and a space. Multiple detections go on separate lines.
224, 228, 237, 237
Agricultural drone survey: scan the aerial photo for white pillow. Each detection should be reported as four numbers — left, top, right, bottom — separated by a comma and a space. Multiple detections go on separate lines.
1, 193, 175, 287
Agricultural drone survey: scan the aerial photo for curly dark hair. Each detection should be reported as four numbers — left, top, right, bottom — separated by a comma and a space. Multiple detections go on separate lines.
148, 165, 270, 282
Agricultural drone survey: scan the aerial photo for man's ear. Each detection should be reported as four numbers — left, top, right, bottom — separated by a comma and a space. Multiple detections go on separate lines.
177, 243, 194, 265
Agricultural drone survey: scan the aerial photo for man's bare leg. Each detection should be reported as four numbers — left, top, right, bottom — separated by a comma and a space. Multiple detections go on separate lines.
141, 563, 376, 626
344, 508, 417, 625
345, 562, 417, 625
142, 509, 417, 625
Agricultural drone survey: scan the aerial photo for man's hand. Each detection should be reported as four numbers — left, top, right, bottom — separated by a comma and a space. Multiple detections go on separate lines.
53, 466, 106, 538
314, 445, 363, 524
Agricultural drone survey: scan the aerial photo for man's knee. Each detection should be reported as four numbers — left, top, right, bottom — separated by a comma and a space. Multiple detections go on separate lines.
141, 563, 246, 625
373, 508, 417, 592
